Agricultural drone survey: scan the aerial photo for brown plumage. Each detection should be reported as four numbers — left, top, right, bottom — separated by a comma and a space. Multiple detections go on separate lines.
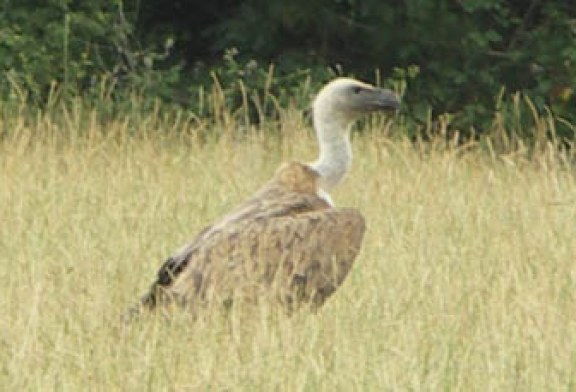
135, 162, 364, 314
127, 78, 400, 318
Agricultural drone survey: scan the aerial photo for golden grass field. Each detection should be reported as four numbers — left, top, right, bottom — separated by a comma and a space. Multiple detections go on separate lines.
2, 104, 576, 390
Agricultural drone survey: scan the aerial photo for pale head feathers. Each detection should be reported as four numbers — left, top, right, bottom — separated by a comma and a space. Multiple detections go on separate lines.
312, 77, 400, 128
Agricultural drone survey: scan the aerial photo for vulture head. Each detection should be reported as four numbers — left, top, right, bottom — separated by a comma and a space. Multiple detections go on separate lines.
312, 78, 400, 126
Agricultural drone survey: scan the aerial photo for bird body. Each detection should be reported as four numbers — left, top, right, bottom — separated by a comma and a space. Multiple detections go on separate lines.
128, 78, 400, 317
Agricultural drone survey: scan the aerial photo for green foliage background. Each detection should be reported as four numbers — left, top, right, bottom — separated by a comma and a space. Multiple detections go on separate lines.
1, 0, 575, 135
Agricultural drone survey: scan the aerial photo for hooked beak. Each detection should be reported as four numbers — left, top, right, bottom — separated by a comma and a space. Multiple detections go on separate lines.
370, 88, 401, 111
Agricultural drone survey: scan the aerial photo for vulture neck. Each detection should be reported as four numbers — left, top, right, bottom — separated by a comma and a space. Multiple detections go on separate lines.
310, 110, 354, 193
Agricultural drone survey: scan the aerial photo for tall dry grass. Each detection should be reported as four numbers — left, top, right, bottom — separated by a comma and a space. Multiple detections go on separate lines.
1, 100, 576, 390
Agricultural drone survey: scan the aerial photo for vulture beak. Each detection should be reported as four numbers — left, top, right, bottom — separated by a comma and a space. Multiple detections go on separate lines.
370, 89, 401, 111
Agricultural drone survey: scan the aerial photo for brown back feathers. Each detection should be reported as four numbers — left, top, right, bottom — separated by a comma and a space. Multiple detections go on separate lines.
129, 161, 365, 317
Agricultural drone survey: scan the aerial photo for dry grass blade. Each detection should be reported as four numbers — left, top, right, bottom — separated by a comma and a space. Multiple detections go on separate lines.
1, 99, 576, 390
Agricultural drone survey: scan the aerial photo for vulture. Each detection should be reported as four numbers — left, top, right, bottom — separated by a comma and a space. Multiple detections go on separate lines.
127, 78, 400, 318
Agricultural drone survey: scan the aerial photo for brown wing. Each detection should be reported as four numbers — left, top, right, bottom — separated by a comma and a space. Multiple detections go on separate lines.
126, 161, 365, 318
130, 195, 364, 316
167, 207, 366, 312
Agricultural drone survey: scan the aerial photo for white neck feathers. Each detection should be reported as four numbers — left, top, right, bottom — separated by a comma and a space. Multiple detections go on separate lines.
309, 97, 355, 192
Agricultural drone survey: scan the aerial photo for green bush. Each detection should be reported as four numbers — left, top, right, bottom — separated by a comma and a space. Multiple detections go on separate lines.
199, 0, 575, 135
0, 0, 574, 140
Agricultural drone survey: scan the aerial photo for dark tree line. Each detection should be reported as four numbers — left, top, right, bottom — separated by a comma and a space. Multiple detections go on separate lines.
1, 0, 574, 131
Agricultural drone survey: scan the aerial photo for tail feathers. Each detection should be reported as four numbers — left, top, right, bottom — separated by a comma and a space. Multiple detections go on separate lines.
122, 254, 186, 322
122, 284, 159, 323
